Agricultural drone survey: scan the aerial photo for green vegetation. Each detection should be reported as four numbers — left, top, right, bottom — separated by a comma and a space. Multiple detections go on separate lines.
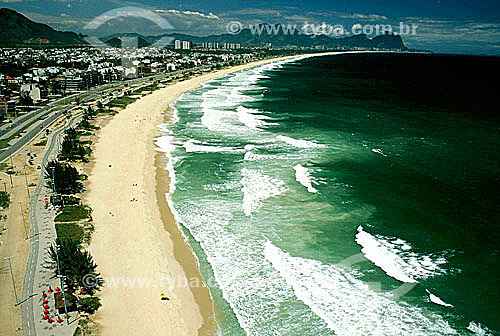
0, 191, 10, 209
78, 297, 101, 314
61, 136, 88, 161
62, 195, 81, 206
133, 84, 158, 94
55, 205, 90, 222
55, 222, 84, 243
34, 139, 47, 146
74, 317, 96, 336
79, 107, 99, 131
47, 238, 102, 291
108, 96, 137, 108
45, 160, 83, 194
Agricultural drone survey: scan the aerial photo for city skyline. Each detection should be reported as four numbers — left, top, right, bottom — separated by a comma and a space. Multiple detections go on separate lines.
1, 0, 499, 55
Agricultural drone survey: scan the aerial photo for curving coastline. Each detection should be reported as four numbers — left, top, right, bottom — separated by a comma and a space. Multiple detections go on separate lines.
85, 56, 304, 335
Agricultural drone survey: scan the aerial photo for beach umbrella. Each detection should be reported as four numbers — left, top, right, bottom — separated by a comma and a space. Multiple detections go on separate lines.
55, 287, 61, 292
57, 317, 63, 323
43, 304, 49, 309
65, 314, 71, 318
42, 293, 47, 298
48, 287, 53, 293
43, 315, 48, 320
44, 310, 49, 315
48, 318, 54, 323
43, 299, 48, 304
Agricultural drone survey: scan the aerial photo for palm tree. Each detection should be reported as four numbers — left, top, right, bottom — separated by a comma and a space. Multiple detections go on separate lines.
47, 238, 102, 292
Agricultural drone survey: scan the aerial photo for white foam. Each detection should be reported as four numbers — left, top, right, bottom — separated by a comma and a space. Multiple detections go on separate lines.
425, 289, 453, 307
237, 106, 271, 130
467, 321, 494, 335
183, 139, 244, 153
204, 181, 240, 192
294, 164, 318, 193
243, 152, 281, 161
170, 201, 332, 335
372, 148, 388, 157
240, 168, 287, 216
155, 123, 179, 194
264, 241, 458, 335
355, 226, 449, 284
277, 135, 326, 148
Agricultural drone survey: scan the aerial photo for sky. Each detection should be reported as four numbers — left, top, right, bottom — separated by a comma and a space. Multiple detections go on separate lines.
1, 0, 500, 54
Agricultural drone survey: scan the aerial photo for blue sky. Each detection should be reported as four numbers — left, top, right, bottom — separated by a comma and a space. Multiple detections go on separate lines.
1, 0, 499, 54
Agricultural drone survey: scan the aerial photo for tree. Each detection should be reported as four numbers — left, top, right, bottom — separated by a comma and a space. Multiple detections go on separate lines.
47, 238, 102, 292
65, 127, 78, 140
0, 191, 10, 209
78, 297, 101, 314
44, 160, 82, 194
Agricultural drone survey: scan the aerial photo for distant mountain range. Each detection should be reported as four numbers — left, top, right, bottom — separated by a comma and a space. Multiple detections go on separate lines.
0, 8, 409, 51
102, 29, 408, 50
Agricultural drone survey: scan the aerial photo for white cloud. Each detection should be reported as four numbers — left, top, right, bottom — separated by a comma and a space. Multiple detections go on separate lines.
339, 13, 388, 21
155, 9, 220, 20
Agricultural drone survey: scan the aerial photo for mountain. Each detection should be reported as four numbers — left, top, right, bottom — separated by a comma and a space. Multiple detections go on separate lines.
104, 36, 151, 48
1, 8, 407, 51
0, 8, 87, 47
123, 24, 408, 50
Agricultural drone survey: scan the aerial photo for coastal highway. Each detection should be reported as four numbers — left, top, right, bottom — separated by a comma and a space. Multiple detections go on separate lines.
0, 94, 77, 138
21, 112, 82, 336
14, 68, 200, 336
0, 66, 207, 159
0, 74, 162, 161
11, 63, 238, 336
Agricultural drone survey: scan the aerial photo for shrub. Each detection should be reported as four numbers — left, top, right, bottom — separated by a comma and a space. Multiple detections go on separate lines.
78, 297, 101, 314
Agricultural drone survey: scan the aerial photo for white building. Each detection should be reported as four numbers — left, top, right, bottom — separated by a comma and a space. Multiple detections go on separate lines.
20, 83, 41, 103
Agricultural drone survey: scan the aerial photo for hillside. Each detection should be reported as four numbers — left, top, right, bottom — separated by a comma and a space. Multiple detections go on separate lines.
0, 8, 87, 47
0, 8, 408, 51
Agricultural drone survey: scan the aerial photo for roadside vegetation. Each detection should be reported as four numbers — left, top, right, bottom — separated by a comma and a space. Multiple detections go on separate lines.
44, 106, 103, 323
0, 191, 10, 209
44, 160, 83, 194
47, 238, 102, 292
60, 128, 91, 162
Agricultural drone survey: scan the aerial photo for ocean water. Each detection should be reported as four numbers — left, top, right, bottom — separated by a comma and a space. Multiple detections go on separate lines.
155, 53, 500, 335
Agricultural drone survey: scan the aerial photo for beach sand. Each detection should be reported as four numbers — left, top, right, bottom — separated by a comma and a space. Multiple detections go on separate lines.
86, 57, 299, 336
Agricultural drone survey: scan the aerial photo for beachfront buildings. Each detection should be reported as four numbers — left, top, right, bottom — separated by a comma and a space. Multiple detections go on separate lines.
174, 40, 193, 50
0, 46, 264, 119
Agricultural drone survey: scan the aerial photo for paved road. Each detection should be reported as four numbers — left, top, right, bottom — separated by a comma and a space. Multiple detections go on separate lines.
21, 113, 82, 336
14, 63, 218, 336
0, 66, 210, 145
0, 95, 78, 138
0, 73, 172, 162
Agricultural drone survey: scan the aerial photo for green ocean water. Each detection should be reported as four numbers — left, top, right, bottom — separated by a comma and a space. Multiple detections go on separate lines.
156, 53, 500, 335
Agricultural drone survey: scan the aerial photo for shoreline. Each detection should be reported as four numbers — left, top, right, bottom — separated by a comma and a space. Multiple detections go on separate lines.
86, 55, 304, 335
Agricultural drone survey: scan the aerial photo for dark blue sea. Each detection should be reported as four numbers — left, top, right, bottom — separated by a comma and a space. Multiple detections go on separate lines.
156, 52, 500, 335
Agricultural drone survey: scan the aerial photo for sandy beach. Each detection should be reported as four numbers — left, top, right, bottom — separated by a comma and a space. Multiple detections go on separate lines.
86, 57, 300, 336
